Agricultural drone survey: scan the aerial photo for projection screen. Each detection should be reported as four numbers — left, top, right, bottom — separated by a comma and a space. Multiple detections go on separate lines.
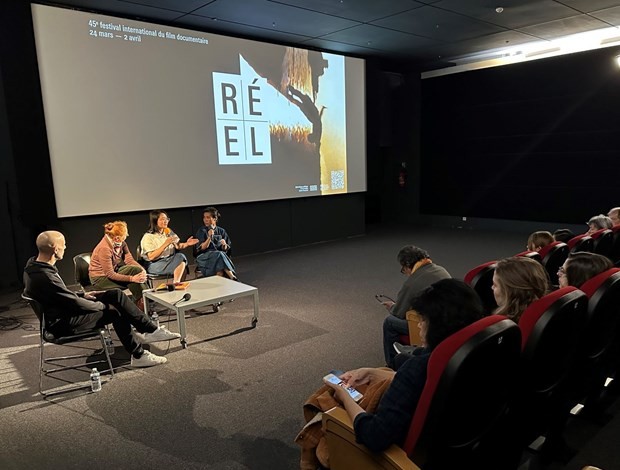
31, 4, 366, 217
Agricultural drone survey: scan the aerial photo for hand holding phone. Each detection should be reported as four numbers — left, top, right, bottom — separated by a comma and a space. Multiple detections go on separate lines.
323, 373, 363, 402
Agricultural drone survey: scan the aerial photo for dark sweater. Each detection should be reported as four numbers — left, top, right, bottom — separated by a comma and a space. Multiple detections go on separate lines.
353, 350, 430, 452
23, 257, 105, 329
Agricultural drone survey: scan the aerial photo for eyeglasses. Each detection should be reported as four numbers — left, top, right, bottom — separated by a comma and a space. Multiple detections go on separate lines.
158, 217, 170, 222
558, 266, 566, 275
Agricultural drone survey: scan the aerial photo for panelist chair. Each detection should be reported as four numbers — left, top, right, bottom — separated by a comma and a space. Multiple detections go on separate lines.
73, 252, 133, 302
22, 294, 114, 397
73, 252, 96, 292
323, 316, 521, 470
135, 245, 174, 290
464, 261, 498, 314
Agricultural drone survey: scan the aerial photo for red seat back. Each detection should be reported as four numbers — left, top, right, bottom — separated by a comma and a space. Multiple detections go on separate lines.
611, 226, 620, 264
518, 287, 587, 397
590, 229, 613, 258
538, 242, 568, 286
464, 261, 497, 314
514, 250, 542, 263
402, 315, 521, 467
567, 234, 594, 253
578, 268, 620, 362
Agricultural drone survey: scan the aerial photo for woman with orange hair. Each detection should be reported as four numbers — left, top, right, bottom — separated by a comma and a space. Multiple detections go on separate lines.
89, 221, 149, 309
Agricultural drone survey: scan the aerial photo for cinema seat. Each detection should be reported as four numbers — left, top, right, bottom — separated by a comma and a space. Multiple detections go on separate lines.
464, 261, 497, 313
589, 228, 613, 259
323, 316, 521, 470
538, 242, 569, 286
569, 269, 620, 412
567, 234, 594, 254
609, 226, 620, 265
515, 250, 543, 263
504, 287, 587, 462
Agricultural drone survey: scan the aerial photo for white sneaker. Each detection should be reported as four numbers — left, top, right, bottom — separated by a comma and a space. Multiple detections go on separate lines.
130, 350, 167, 368
141, 326, 181, 344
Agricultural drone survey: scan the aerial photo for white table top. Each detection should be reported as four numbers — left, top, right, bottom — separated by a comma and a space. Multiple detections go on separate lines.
144, 276, 257, 310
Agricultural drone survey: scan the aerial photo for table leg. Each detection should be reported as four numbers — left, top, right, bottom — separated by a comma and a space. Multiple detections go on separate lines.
177, 307, 188, 348
251, 291, 259, 327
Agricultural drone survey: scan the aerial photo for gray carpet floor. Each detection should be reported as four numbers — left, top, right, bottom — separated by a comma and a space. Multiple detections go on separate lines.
0, 226, 618, 469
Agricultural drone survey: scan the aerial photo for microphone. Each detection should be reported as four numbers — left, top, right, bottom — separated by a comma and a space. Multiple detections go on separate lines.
172, 293, 191, 306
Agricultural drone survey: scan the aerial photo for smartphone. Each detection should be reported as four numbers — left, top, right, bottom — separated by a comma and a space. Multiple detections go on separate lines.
375, 294, 394, 303
323, 373, 363, 402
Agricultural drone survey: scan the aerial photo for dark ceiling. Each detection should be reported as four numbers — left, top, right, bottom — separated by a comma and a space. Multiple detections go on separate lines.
42, 0, 620, 70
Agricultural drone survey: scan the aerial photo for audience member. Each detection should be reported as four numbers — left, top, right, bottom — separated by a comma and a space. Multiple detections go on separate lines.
553, 229, 574, 243
23, 231, 179, 367
194, 207, 236, 279
527, 231, 554, 252
89, 221, 149, 310
139, 210, 199, 283
558, 252, 613, 289
492, 257, 549, 323
586, 214, 613, 235
607, 207, 620, 226
381, 245, 450, 368
322, 280, 485, 454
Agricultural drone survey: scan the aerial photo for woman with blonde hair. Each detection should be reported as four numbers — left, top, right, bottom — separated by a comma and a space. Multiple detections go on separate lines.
89, 221, 149, 309
492, 257, 549, 323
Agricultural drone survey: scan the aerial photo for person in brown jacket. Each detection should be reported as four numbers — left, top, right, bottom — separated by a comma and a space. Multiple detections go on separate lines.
89, 221, 148, 309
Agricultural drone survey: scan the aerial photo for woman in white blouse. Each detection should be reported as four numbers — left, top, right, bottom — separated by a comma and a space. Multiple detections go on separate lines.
139, 210, 198, 283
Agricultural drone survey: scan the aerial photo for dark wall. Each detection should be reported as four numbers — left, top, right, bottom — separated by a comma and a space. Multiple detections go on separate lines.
365, 64, 421, 226
0, 0, 373, 287
421, 46, 620, 225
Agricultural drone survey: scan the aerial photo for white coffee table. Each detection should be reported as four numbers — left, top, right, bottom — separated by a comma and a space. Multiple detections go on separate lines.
142, 276, 259, 348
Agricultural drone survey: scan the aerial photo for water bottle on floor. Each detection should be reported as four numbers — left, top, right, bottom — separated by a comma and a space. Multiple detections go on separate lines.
151, 311, 159, 328
105, 334, 115, 355
90, 367, 102, 392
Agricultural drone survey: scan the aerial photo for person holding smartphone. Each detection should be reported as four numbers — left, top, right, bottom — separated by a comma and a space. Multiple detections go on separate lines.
381, 245, 450, 368
194, 206, 236, 280
323, 280, 485, 454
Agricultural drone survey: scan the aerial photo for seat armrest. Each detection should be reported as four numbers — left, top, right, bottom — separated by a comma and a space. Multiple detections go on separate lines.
406, 310, 422, 347
322, 407, 420, 470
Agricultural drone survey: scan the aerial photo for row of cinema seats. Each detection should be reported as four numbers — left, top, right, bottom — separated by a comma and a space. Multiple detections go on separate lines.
465, 225, 620, 314
465, 260, 620, 464
320, 278, 620, 469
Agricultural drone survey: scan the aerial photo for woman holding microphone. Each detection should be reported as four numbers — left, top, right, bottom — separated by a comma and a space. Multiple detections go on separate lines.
139, 210, 199, 283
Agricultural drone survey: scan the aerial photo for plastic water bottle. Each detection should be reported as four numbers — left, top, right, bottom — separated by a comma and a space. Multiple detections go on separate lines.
90, 368, 102, 392
105, 335, 115, 355
151, 311, 159, 328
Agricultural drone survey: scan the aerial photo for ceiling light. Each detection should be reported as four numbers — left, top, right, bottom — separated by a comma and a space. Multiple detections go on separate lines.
495, 7, 504, 13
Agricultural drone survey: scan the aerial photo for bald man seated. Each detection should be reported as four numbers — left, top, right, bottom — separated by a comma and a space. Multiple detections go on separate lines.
23, 231, 179, 367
